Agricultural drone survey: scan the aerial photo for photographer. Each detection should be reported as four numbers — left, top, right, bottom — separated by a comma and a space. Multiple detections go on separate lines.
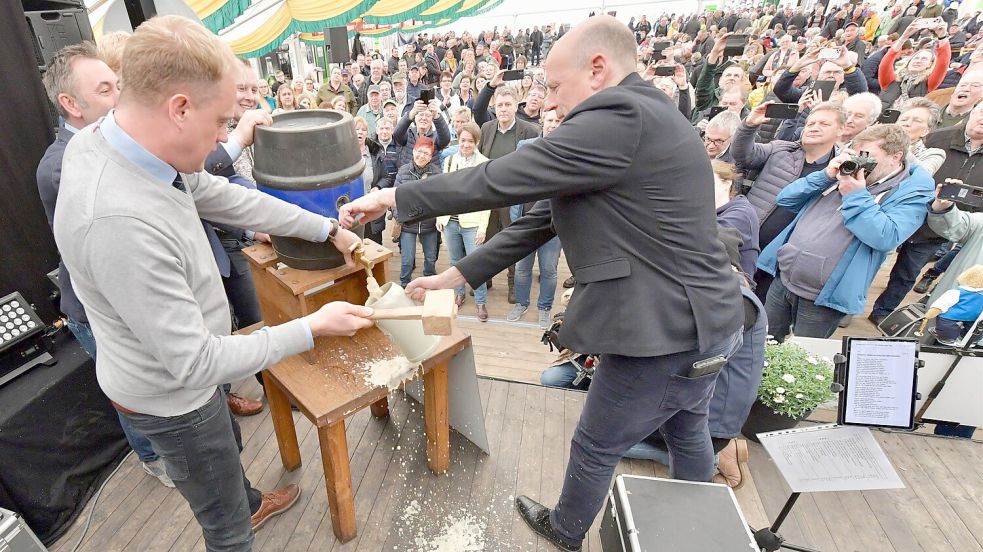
694, 32, 749, 118
895, 103, 983, 299
758, 124, 935, 340
878, 19, 951, 112
773, 46, 869, 104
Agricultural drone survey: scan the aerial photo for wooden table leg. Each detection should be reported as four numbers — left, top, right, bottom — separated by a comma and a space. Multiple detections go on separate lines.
424, 361, 450, 474
262, 371, 302, 471
370, 396, 390, 418
319, 421, 357, 542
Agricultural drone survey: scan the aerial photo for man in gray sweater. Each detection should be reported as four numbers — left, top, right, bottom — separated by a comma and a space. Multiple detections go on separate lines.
53, 16, 373, 550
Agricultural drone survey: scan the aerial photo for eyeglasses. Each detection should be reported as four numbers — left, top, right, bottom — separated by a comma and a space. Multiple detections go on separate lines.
704, 136, 730, 147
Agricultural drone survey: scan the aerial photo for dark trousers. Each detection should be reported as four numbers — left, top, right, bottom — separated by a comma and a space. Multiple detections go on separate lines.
765, 276, 844, 340
119, 389, 262, 552
549, 330, 743, 545
926, 243, 962, 278
484, 207, 515, 288
872, 240, 940, 317
531, 45, 542, 65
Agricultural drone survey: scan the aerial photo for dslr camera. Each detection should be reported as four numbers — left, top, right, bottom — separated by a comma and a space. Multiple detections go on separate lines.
839, 151, 878, 177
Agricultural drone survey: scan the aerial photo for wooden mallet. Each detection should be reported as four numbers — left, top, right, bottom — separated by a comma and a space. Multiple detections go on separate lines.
367, 289, 457, 335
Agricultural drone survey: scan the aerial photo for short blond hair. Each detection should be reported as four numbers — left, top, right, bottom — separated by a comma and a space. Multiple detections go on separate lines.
97, 31, 130, 75
120, 15, 237, 106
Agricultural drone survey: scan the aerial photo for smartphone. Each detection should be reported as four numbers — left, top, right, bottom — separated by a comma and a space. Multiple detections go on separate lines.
419, 88, 434, 103
708, 106, 727, 119
764, 103, 800, 119
502, 69, 524, 81
650, 41, 671, 61
878, 109, 901, 124
688, 356, 727, 378
808, 79, 836, 102
723, 34, 749, 58
819, 47, 840, 60
654, 65, 675, 77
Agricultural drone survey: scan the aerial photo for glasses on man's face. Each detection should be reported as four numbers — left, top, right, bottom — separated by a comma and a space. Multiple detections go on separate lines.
704, 136, 729, 147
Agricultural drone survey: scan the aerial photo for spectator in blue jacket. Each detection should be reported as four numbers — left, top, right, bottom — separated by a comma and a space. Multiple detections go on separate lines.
758, 124, 935, 339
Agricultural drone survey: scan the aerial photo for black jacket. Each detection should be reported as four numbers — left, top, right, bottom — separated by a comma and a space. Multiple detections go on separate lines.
394, 73, 744, 356
393, 161, 442, 234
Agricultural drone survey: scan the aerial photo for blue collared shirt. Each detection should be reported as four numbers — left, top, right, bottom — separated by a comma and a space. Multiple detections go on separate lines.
99, 110, 318, 347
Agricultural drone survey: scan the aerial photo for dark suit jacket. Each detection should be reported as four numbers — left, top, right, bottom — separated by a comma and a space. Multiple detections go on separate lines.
37, 126, 86, 322
395, 73, 744, 356
478, 118, 540, 159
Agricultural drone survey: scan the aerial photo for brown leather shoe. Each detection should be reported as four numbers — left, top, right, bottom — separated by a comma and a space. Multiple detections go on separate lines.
227, 392, 263, 416
250, 484, 300, 531
477, 304, 489, 322
715, 439, 750, 490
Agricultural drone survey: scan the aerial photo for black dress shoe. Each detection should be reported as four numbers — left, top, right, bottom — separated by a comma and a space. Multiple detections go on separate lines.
514, 496, 582, 552
563, 276, 576, 288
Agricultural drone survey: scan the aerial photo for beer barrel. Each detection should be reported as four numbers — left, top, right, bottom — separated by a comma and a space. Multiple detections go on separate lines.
253, 110, 365, 270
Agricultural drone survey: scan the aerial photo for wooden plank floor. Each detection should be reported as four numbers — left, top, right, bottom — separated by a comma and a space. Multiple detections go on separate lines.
51, 376, 982, 552
51, 377, 771, 552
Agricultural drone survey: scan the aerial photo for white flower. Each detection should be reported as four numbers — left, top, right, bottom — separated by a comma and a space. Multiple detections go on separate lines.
815, 374, 825, 381
782, 374, 796, 383
775, 387, 786, 394
806, 357, 818, 365
763, 361, 769, 367
773, 395, 785, 403
796, 393, 804, 399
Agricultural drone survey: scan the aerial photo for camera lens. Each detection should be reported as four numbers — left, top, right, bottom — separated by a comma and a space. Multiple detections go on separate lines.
840, 160, 859, 176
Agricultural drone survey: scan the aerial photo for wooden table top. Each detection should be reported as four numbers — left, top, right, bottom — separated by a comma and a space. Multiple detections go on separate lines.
267, 325, 472, 427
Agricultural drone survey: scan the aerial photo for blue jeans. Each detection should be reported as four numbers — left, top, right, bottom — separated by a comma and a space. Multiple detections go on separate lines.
399, 230, 438, 286
872, 240, 940, 317
765, 276, 845, 340
66, 318, 159, 463
443, 220, 487, 305
514, 236, 561, 310
119, 389, 262, 551
540, 356, 591, 391
549, 330, 743, 546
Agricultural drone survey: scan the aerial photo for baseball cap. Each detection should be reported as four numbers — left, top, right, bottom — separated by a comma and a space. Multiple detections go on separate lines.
368, 84, 381, 95
383, 98, 398, 108
843, 21, 859, 29
410, 64, 421, 70
341, 69, 351, 76
391, 72, 406, 83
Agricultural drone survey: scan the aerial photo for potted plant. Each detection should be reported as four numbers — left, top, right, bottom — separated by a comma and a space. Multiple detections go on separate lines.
741, 340, 835, 443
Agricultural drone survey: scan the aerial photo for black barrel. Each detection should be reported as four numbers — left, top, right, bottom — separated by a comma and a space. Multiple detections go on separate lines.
253, 110, 366, 270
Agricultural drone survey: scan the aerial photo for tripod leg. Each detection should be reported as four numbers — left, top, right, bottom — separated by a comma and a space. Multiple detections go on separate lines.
780, 542, 821, 552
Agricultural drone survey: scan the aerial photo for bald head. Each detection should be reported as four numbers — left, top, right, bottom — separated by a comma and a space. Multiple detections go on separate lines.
559, 15, 637, 74
543, 15, 636, 119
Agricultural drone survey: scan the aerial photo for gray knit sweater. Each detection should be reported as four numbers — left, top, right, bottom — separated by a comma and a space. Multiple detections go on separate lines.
54, 124, 326, 416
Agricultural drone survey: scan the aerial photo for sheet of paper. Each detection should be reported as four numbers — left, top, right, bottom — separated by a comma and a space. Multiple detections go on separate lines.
844, 339, 917, 428
758, 425, 904, 493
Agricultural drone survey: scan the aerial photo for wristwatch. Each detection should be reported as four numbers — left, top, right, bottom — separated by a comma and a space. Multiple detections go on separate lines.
327, 218, 340, 241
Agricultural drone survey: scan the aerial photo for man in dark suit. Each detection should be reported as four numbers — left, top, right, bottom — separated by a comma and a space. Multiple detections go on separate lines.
341, 16, 744, 552
473, 83, 541, 302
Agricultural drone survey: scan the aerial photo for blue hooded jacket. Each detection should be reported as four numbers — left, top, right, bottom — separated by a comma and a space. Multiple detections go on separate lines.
757, 163, 935, 314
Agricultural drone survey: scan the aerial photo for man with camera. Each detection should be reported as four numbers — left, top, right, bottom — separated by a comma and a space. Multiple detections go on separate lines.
757, 124, 935, 339
880, 102, 983, 307
777, 47, 868, 101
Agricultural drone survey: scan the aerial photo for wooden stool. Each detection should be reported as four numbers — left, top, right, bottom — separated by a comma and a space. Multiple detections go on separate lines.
241, 241, 471, 543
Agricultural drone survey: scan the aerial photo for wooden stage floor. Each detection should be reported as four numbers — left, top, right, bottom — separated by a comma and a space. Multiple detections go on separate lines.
50, 231, 983, 551
51, 376, 982, 552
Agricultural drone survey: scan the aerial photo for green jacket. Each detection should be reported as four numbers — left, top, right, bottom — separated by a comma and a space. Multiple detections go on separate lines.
317, 83, 358, 114
694, 61, 723, 121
